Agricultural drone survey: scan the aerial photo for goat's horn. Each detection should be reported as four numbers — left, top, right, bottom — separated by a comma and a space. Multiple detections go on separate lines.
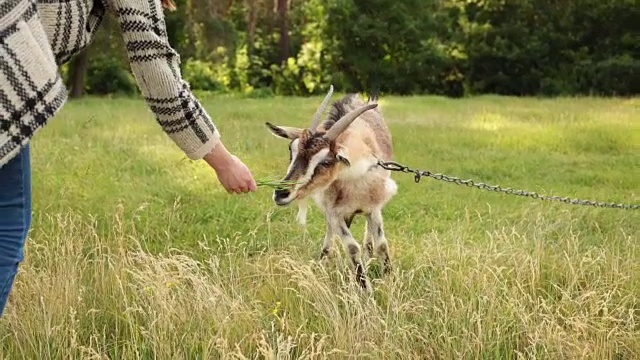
324, 103, 378, 141
309, 85, 334, 133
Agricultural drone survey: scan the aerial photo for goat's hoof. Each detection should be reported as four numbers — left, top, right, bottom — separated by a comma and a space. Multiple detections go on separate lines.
319, 248, 330, 260
382, 262, 392, 276
355, 264, 373, 293
365, 242, 374, 258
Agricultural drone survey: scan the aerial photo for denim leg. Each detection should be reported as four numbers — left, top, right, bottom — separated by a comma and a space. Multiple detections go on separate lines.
0, 145, 32, 316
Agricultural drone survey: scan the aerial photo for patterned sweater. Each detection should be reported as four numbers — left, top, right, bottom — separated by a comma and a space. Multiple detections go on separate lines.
0, 0, 221, 169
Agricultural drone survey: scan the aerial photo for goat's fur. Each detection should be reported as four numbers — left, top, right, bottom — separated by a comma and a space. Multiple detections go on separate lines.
265, 86, 397, 291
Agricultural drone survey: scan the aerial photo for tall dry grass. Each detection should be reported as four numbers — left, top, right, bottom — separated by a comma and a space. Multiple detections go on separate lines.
1, 206, 638, 359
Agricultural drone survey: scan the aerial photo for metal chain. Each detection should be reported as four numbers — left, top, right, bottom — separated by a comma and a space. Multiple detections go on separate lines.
377, 160, 640, 210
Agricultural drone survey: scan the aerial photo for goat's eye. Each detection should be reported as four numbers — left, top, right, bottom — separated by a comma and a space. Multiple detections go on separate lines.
320, 160, 333, 167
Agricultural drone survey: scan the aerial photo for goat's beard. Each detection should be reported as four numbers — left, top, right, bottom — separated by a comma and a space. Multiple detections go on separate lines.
295, 198, 310, 226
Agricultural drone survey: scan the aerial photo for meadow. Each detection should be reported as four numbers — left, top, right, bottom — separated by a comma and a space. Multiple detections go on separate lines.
0, 93, 639, 359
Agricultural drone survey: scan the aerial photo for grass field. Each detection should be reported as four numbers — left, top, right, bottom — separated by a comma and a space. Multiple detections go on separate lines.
1, 93, 639, 359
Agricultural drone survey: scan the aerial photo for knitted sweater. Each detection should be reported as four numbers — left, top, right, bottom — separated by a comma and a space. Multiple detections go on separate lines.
0, 0, 221, 169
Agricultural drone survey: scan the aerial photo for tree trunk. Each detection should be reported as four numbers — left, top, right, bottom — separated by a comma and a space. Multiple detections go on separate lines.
68, 51, 89, 98
277, 0, 289, 62
247, 0, 257, 54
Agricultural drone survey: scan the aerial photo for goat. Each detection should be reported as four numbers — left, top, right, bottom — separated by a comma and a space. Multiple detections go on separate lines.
265, 85, 397, 291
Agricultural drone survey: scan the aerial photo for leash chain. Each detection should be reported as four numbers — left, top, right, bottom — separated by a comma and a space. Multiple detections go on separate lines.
377, 160, 640, 210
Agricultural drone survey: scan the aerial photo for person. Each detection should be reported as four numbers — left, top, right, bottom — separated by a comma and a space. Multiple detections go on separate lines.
0, 0, 257, 316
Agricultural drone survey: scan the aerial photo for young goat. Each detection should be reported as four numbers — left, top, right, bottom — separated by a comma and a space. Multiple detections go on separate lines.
265, 85, 397, 291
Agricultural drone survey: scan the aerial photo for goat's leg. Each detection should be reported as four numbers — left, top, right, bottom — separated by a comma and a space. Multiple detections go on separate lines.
330, 215, 371, 292
366, 208, 392, 275
342, 211, 373, 265
362, 216, 375, 266
322, 212, 357, 260
319, 218, 335, 261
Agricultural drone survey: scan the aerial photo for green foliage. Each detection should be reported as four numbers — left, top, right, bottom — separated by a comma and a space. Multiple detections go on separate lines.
461, 0, 639, 96
182, 59, 225, 92
269, 40, 327, 96
587, 55, 640, 96
325, 0, 455, 95
268, 0, 334, 96
270, 57, 303, 96
85, 54, 137, 95
243, 86, 274, 98
229, 44, 254, 94
67, 0, 638, 97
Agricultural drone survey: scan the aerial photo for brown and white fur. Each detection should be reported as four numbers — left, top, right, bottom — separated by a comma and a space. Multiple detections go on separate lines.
265, 85, 397, 291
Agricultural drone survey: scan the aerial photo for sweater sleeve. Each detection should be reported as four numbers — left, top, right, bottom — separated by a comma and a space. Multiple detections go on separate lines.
0, 0, 68, 169
105, 0, 220, 160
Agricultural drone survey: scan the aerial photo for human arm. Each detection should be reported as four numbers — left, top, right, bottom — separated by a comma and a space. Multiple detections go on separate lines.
104, 0, 255, 192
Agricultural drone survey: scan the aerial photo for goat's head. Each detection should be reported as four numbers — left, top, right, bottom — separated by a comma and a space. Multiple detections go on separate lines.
265, 85, 378, 206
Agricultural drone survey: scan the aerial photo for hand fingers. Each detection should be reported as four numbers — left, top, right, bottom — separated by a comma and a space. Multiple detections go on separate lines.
225, 183, 242, 194
244, 170, 257, 191
223, 173, 256, 194
237, 174, 256, 193
242, 181, 254, 193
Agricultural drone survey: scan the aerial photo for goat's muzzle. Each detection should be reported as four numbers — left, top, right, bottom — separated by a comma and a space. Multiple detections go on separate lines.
273, 188, 293, 206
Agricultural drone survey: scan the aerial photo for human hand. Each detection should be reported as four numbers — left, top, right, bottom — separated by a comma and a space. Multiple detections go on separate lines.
203, 142, 257, 194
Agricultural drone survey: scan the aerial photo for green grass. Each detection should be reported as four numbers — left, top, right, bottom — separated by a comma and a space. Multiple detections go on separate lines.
1, 93, 639, 359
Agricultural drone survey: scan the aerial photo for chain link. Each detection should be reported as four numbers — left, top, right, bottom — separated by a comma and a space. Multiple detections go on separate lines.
377, 160, 640, 210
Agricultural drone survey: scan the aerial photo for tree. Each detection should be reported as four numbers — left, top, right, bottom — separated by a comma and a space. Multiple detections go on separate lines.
326, 0, 454, 95
67, 51, 89, 98
277, 0, 290, 62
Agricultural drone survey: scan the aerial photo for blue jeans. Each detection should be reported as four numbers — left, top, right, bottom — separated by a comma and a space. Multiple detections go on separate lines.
0, 145, 31, 316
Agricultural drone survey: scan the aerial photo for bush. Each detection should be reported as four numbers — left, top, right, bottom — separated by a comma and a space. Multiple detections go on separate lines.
85, 55, 137, 95
588, 55, 640, 96
326, 0, 454, 95
182, 59, 225, 92
243, 86, 274, 98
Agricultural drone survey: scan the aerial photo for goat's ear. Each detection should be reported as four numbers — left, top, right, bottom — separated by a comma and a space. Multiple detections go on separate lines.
336, 148, 351, 166
265, 122, 303, 140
